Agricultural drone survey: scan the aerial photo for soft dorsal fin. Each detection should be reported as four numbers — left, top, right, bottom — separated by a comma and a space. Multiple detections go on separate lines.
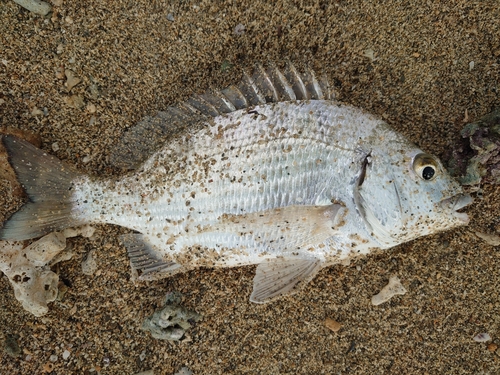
109, 62, 335, 170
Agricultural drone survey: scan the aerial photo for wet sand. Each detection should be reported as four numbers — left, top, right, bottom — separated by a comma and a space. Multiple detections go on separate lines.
1, 0, 499, 374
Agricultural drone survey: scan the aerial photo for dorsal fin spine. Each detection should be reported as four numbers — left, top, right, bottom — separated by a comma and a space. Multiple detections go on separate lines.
108, 62, 335, 170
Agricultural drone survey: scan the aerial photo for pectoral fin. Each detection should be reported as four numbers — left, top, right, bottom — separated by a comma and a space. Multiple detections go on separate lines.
250, 258, 323, 303
120, 234, 183, 281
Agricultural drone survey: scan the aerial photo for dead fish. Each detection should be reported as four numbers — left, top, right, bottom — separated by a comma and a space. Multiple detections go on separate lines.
0, 63, 472, 303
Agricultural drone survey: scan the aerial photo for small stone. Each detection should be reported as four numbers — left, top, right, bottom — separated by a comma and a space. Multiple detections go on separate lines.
363, 48, 375, 61
43, 362, 54, 372
4, 334, 21, 358
487, 343, 498, 352
139, 350, 146, 361
324, 318, 342, 333
65, 16, 73, 24
412, 52, 420, 58
62, 349, 71, 360
475, 232, 500, 246
371, 276, 407, 306
52, 0, 63, 6
57, 281, 68, 301
469, 61, 475, 71
55, 65, 64, 77
52, 142, 59, 152
65, 69, 81, 91
166, 13, 175, 22
89, 83, 100, 99
473, 332, 491, 342
49, 354, 58, 362
234, 23, 245, 36
31, 107, 43, 116
86, 103, 96, 113
64, 95, 84, 108
12, 0, 52, 16
81, 250, 97, 276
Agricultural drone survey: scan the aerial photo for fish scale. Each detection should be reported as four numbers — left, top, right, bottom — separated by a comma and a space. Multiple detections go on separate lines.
0, 63, 472, 303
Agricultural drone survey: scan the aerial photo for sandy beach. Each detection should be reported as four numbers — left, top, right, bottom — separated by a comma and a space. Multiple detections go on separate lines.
1, 0, 499, 373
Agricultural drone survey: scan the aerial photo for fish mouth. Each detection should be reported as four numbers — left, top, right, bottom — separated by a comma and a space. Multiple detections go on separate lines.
438, 194, 473, 223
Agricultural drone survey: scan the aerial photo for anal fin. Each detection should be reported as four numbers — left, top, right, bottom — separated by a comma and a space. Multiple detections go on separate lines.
250, 258, 323, 304
120, 234, 182, 281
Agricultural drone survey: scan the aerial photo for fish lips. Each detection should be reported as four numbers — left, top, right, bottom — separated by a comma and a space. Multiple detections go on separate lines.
438, 193, 473, 224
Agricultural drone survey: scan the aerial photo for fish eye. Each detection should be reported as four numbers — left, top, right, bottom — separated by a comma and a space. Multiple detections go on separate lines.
412, 153, 438, 181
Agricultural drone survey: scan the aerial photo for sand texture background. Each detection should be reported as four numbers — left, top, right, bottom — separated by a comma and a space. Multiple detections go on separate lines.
1, 0, 500, 374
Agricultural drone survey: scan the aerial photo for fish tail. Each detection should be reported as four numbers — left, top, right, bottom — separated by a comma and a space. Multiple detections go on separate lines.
0, 135, 86, 240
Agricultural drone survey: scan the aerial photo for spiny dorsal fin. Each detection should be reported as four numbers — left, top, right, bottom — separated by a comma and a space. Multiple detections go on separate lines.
109, 62, 335, 170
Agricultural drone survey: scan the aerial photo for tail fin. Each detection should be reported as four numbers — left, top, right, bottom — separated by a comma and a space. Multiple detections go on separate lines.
0, 135, 85, 240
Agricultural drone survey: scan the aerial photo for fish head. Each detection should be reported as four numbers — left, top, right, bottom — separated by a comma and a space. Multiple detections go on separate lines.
354, 143, 472, 247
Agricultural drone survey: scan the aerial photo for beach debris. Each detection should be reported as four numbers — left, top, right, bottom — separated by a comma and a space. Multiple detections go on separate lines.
474, 231, 500, 246
141, 292, 202, 340
363, 48, 375, 61
447, 107, 500, 186
324, 318, 342, 333
12, 0, 52, 16
63, 94, 84, 108
0, 226, 94, 316
488, 343, 498, 352
371, 275, 407, 306
81, 250, 97, 276
3, 333, 21, 358
473, 332, 491, 342
64, 69, 82, 92
234, 23, 245, 35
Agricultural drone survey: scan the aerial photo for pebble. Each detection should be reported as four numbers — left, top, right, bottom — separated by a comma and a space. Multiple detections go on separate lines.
43, 362, 54, 372
25, 232, 66, 265
4, 333, 21, 358
488, 343, 498, 352
324, 318, 342, 333
371, 276, 407, 306
166, 13, 175, 22
49, 354, 58, 362
86, 103, 97, 113
12, 0, 52, 16
234, 23, 246, 36
64, 95, 84, 108
52, 142, 60, 152
363, 48, 375, 61
81, 250, 97, 276
474, 232, 500, 246
63, 349, 71, 360
473, 332, 491, 342
31, 107, 44, 116
65, 69, 82, 91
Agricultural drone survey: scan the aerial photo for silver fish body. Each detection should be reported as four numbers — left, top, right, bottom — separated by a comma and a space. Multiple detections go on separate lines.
0, 64, 472, 303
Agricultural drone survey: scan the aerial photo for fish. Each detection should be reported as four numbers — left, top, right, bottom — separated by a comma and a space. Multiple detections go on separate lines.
0, 62, 472, 303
